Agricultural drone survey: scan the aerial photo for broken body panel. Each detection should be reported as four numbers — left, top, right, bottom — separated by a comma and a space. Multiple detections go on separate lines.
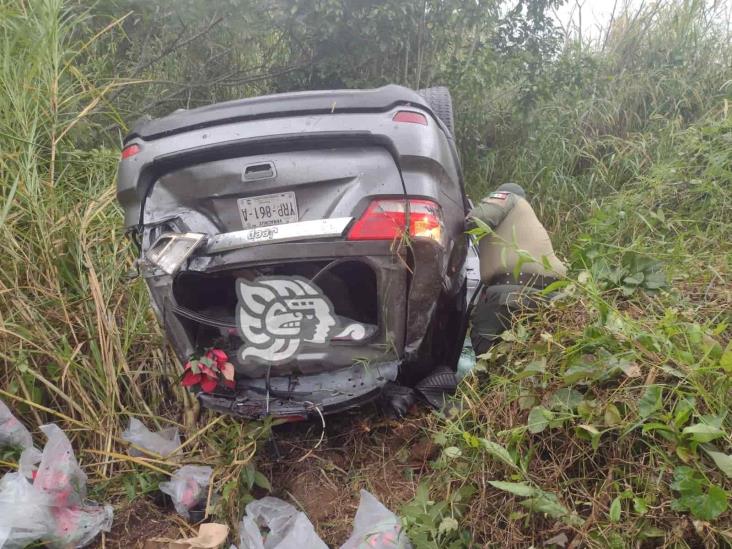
117, 85, 468, 419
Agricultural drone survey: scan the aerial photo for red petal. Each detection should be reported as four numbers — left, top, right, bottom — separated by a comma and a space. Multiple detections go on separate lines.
199, 364, 218, 378
210, 349, 228, 363
220, 362, 235, 381
199, 377, 218, 393
224, 379, 236, 389
181, 372, 202, 387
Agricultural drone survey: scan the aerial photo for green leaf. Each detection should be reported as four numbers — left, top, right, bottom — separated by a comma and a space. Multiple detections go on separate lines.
488, 481, 538, 497
609, 496, 622, 522
562, 361, 603, 384
443, 446, 462, 459
604, 403, 622, 426
642, 270, 666, 290
520, 493, 583, 526
253, 470, 271, 491
438, 516, 458, 536
480, 439, 518, 470
670, 466, 729, 521
633, 497, 649, 515
638, 385, 663, 418
682, 423, 724, 443
683, 485, 728, 521
462, 431, 481, 448
527, 406, 552, 434
704, 449, 732, 478
517, 358, 546, 379
550, 388, 584, 411
720, 341, 732, 372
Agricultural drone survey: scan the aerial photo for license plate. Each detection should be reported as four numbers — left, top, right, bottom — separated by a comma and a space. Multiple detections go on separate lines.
237, 192, 298, 229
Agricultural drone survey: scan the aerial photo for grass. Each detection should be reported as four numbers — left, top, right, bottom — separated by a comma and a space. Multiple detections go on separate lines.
409, 110, 731, 547
0, 0, 730, 547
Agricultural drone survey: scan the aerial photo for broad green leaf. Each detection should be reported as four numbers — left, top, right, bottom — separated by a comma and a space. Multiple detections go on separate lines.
517, 358, 546, 379
528, 406, 552, 434
520, 493, 584, 526
638, 385, 663, 418
550, 388, 584, 411
682, 423, 724, 443
704, 449, 732, 478
443, 446, 462, 459
577, 424, 602, 450
609, 496, 622, 522
562, 361, 603, 384
462, 431, 481, 448
604, 403, 622, 426
488, 481, 538, 497
633, 497, 649, 515
683, 485, 728, 521
480, 439, 518, 470
253, 470, 271, 491
720, 341, 732, 372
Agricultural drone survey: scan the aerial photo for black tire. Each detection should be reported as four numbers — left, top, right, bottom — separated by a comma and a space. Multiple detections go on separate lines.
417, 86, 455, 135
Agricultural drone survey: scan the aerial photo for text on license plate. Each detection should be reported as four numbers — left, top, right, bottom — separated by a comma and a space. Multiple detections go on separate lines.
237, 192, 298, 229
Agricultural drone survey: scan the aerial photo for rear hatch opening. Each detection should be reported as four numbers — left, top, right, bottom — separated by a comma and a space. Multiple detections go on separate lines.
170, 259, 380, 364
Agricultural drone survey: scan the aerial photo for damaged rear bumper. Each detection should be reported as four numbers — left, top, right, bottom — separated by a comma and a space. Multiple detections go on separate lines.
198, 361, 399, 419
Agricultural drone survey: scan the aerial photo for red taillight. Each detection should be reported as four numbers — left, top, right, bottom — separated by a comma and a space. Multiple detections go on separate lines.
393, 111, 428, 125
347, 199, 444, 244
121, 143, 140, 160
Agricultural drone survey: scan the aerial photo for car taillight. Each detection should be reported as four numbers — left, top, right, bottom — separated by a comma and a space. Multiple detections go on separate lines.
347, 199, 444, 244
121, 143, 140, 159
392, 110, 428, 125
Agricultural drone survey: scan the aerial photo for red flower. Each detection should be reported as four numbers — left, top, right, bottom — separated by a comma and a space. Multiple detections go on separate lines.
181, 371, 202, 387
182, 349, 235, 393
199, 376, 218, 393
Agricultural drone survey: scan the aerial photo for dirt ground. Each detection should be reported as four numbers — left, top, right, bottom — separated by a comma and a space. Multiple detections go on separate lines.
97, 403, 437, 548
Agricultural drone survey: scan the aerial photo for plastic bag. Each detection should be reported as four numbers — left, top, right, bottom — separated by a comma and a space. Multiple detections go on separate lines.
35, 423, 113, 548
238, 497, 327, 549
18, 446, 42, 479
0, 423, 113, 549
34, 423, 88, 507
339, 490, 412, 549
0, 472, 55, 549
0, 399, 32, 450
160, 465, 212, 519
122, 417, 181, 458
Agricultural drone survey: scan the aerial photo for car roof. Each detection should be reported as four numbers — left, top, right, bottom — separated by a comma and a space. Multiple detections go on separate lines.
126, 85, 431, 142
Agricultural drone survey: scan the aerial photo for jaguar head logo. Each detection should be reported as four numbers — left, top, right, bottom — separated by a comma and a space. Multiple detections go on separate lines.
236, 276, 339, 364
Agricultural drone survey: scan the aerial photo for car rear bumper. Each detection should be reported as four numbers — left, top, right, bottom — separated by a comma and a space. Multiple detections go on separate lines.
197, 360, 399, 419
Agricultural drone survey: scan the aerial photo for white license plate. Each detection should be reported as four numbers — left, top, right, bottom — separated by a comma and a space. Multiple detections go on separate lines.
237, 192, 298, 229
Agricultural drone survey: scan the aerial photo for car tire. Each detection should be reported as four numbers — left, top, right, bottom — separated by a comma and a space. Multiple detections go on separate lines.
417, 86, 455, 135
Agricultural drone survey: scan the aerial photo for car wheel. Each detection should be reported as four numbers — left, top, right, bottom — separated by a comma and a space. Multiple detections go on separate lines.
417, 86, 455, 135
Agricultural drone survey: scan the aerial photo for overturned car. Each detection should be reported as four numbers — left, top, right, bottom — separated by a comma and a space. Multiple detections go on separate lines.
117, 85, 471, 419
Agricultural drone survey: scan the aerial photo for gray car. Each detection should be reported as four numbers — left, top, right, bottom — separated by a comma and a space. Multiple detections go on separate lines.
116, 85, 470, 419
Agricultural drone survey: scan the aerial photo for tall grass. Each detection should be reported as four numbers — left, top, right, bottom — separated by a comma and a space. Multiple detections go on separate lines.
0, 0, 182, 485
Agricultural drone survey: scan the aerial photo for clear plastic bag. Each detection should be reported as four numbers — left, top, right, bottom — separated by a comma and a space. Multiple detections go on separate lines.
339, 490, 412, 549
159, 465, 212, 519
0, 399, 32, 450
0, 472, 55, 549
0, 423, 113, 549
122, 417, 181, 458
238, 497, 327, 549
34, 424, 88, 508
18, 446, 42, 479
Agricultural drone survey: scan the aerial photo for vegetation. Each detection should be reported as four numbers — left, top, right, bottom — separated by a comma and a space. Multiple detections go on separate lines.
0, 0, 729, 547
